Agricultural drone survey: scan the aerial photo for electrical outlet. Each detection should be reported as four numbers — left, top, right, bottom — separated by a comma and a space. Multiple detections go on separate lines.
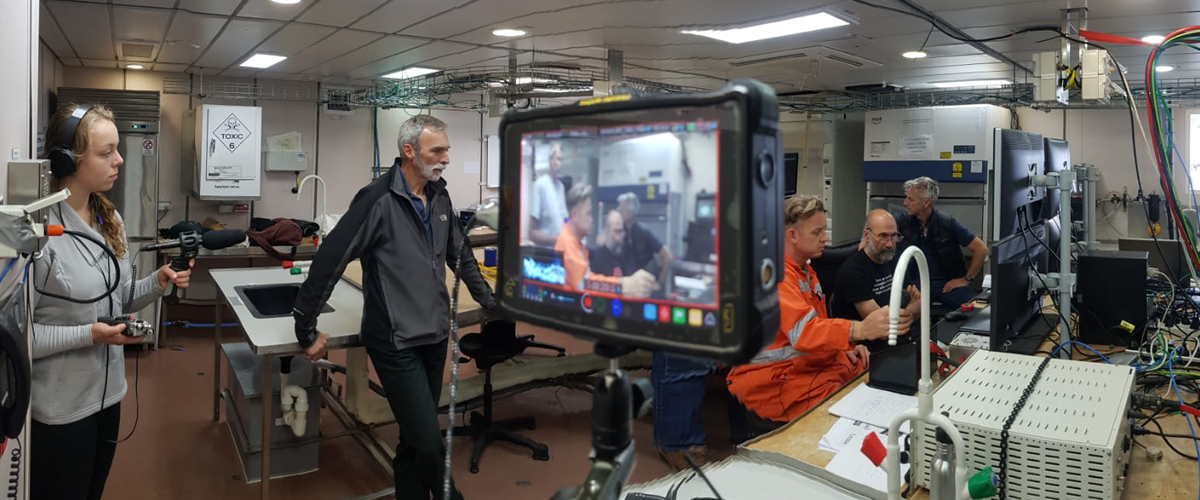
157, 201, 171, 212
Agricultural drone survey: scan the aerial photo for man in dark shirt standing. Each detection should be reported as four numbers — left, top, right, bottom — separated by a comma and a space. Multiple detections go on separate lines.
896, 176, 988, 309
617, 192, 673, 280
832, 210, 921, 351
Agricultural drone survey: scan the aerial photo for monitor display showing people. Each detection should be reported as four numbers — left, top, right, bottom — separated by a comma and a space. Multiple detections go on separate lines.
496, 82, 783, 363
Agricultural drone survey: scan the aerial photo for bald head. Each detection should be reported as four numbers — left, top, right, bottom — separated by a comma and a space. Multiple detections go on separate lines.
603, 210, 625, 253
863, 209, 899, 263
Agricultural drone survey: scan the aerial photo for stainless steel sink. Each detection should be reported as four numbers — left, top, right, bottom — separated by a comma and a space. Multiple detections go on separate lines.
234, 283, 333, 319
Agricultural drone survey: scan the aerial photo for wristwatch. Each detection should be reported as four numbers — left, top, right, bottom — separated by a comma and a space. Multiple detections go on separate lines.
964, 274, 974, 282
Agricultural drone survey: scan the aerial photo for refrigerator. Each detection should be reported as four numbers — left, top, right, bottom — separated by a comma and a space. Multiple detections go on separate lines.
111, 119, 160, 348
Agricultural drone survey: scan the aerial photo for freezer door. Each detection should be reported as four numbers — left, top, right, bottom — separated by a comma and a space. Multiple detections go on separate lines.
113, 133, 161, 347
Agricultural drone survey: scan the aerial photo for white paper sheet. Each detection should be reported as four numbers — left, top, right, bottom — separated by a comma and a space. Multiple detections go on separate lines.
825, 432, 911, 493
819, 417, 910, 453
828, 384, 918, 430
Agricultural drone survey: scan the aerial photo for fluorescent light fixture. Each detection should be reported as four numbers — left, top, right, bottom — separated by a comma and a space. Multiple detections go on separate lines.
1156, 65, 1174, 73
271, 0, 301, 4
515, 77, 555, 85
1142, 35, 1165, 44
930, 79, 1011, 88
682, 11, 852, 44
902, 51, 928, 59
126, 64, 144, 70
492, 28, 527, 37
382, 67, 439, 79
240, 53, 287, 69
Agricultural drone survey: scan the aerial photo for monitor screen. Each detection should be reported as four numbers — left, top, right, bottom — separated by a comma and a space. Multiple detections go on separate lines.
989, 223, 1049, 350
783, 152, 799, 197
1041, 138, 1070, 221
990, 128, 1045, 241
513, 117, 722, 337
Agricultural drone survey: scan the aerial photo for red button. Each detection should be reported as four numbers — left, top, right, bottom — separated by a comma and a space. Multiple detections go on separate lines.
583, 296, 592, 308
961, 303, 974, 312
658, 305, 671, 322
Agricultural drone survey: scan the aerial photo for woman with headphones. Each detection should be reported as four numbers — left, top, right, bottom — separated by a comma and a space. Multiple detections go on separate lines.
31, 103, 193, 500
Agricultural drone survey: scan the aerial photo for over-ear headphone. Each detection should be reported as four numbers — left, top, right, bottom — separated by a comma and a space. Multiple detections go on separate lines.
48, 104, 93, 178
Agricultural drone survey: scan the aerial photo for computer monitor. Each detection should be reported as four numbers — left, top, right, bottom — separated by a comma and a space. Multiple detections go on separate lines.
989, 222, 1050, 351
990, 128, 1045, 241
1042, 138, 1070, 221
783, 152, 798, 197
1119, 237, 1188, 282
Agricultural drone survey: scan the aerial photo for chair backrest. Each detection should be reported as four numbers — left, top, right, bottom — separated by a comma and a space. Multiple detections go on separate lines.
810, 240, 861, 314
460, 320, 526, 370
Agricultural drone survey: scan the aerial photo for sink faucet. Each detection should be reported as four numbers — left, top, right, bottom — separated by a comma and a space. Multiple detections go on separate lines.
296, 174, 328, 244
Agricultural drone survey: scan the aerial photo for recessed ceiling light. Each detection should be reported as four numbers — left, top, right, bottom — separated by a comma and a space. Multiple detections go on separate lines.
930, 79, 1011, 88
271, 0, 301, 4
126, 64, 144, 70
492, 28, 527, 37
382, 67, 439, 79
902, 51, 928, 59
240, 54, 287, 69
681, 11, 854, 44
1142, 35, 1165, 44
1156, 65, 1174, 73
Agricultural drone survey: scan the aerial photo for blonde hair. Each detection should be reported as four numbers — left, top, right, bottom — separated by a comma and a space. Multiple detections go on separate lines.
45, 103, 126, 258
784, 195, 825, 226
566, 183, 593, 212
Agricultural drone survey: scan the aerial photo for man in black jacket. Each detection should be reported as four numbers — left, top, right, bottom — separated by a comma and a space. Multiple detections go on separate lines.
896, 176, 988, 310
293, 114, 494, 500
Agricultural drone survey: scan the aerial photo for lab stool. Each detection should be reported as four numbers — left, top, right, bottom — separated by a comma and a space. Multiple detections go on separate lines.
455, 321, 561, 472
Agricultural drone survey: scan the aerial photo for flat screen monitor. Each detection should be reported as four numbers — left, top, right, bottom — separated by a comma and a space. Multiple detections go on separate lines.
991, 128, 1045, 241
1042, 138, 1070, 220
783, 152, 798, 197
989, 222, 1049, 351
497, 81, 783, 363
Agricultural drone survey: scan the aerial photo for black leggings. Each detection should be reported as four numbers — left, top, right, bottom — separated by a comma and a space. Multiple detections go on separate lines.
30, 403, 120, 500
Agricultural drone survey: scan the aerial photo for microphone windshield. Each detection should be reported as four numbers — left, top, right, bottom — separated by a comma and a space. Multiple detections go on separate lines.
200, 229, 247, 250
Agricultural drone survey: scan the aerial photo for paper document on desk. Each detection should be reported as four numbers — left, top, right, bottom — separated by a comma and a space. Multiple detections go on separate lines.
825, 432, 910, 493
819, 417, 909, 453
828, 384, 918, 430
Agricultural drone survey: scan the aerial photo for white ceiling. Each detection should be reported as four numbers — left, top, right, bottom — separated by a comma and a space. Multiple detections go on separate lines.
38, 0, 1200, 91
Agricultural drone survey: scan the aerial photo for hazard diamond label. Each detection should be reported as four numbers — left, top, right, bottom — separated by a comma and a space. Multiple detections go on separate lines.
213, 113, 251, 153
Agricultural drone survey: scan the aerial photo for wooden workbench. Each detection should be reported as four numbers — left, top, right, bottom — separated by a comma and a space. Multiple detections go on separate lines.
744, 352, 1195, 499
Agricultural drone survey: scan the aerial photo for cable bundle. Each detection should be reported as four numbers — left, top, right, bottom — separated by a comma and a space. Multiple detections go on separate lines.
1145, 28, 1200, 283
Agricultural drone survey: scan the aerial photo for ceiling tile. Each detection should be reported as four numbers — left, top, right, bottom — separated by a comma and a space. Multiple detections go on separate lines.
39, 2, 76, 60
153, 62, 188, 72
299, 34, 425, 76
82, 59, 118, 68
256, 23, 337, 56
62, 57, 82, 66
219, 68, 258, 78
112, 6, 171, 44
297, 0, 389, 28
47, 1, 114, 61
158, 12, 227, 63
266, 29, 384, 74
113, 0, 178, 7
193, 18, 285, 69
346, 40, 475, 79
351, 0, 475, 34
238, 0, 311, 21
419, 47, 510, 69
178, 0, 242, 16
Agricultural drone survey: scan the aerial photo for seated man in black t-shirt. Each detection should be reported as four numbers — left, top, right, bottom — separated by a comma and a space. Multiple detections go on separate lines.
590, 210, 628, 277
831, 209, 922, 352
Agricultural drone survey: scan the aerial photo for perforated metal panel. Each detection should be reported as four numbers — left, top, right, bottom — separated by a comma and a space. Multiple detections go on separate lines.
914, 351, 1134, 500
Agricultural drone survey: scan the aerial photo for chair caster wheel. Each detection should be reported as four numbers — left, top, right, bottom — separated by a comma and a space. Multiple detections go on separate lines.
533, 448, 550, 461
470, 464, 479, 474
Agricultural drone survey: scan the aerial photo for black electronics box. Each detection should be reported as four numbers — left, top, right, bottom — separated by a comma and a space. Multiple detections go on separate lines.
1074, 250, 1147, 347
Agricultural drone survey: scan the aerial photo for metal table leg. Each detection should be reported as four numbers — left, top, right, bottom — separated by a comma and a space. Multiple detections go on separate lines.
213, 299, 223, 422
261, 353, 273, 499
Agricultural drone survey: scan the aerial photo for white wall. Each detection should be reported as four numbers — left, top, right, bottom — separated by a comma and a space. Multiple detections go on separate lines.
48, 65, 497, 231
1, 1, 37, 197
1016, 107, 1190, 241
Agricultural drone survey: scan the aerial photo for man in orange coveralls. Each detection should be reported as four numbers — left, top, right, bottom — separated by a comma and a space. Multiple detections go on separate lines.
727, 195, 913, 423
554, 182, 656, 297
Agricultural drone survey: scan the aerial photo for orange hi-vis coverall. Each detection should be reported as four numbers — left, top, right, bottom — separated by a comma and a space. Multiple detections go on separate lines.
727, 253, 865, 422
555, 223, 623, 291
